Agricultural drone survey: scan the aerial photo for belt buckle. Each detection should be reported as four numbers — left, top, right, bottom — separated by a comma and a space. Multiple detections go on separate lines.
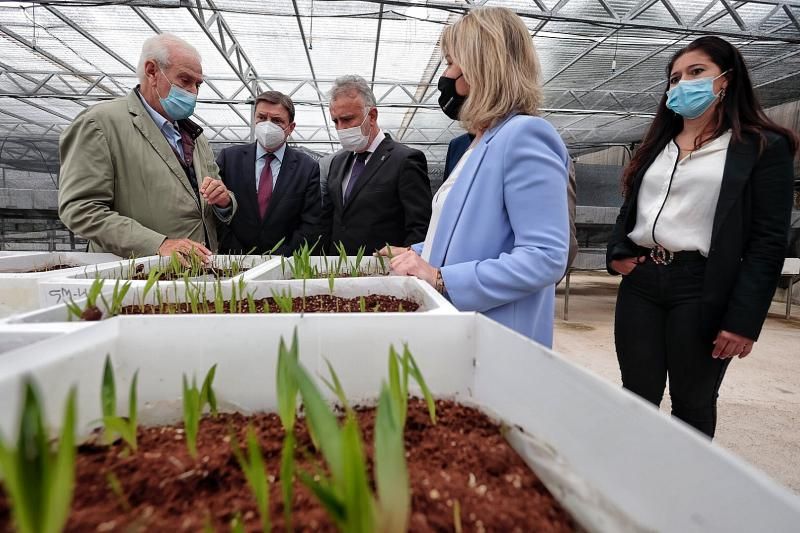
650, 245, 674, 265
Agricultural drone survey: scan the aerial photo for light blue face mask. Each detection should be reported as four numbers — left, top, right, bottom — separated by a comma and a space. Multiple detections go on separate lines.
666, 70, 729, 119
157, 68, 197, 121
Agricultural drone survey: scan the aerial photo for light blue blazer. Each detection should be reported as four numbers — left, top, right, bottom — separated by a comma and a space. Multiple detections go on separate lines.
415, 114, 569, 346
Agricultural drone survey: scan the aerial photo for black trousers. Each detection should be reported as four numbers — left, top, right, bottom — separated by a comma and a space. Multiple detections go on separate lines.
614, 255, 731, 438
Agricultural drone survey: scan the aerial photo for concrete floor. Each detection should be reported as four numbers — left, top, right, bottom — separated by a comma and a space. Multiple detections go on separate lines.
553, 272, 800, 495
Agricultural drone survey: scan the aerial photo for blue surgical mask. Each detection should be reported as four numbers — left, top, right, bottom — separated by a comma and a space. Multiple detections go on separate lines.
157, 68, 197, 121
666, 70, 728, 119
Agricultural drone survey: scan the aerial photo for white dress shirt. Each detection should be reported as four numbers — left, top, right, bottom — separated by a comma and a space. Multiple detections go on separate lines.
422, 147, 474, 262
341, 129, 385, 200
628, 130, 732, 257
255, 142, 286, 192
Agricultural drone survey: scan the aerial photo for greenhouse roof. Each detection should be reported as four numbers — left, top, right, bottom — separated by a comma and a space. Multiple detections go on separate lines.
1, 0, 799, 168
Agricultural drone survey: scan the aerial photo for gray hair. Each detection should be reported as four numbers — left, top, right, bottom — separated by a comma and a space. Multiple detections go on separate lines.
328, 75, 377, 109
136, 34, 202, 84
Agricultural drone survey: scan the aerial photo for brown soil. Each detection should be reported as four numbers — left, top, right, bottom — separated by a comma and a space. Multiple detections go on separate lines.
115, 294, 419, 316
0, 400, 576, 532
23, 264, 80, 273
129, 267, 251, 281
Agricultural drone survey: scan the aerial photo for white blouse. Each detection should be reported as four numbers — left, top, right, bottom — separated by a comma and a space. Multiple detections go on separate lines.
422, 147, 475, 262
628, 131, 731, 257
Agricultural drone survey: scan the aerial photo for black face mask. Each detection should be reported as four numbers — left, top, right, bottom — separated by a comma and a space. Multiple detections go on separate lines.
437, 74, 466, 120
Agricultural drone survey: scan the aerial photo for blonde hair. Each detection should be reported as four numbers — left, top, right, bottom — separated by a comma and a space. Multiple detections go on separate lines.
440, 7, 542, 132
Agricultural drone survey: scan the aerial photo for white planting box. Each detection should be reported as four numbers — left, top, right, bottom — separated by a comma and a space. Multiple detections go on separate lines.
37, 255, 281, 307
9, 276, 456, 323
0, 323, 92, 357
0, 252, 123, 318
249, 255, 391, 280
0, 313, 796, 532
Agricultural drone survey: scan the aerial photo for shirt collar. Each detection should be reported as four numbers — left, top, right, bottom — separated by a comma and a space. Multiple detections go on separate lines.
256, 141, 287, 163
355, 129, 385, 157
137, 89, 177, 133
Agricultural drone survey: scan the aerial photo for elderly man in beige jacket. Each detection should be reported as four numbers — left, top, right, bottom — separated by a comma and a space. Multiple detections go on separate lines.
58, 34, 236, 260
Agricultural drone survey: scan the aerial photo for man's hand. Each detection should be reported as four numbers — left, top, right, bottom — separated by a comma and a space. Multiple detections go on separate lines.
158, 238, 211, 265
389, 248, 438, 286
200, 177, 231, 207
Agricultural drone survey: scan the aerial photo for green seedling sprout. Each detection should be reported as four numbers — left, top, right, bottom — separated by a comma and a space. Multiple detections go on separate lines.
264, 236, 286, 259
230, 513, 246, 533
0, 381, 77, 533
230, 425, 272, 533
238, 277, 248, 313
271, 288, 294, 314
105, 471, 131, 512
181, 364, 218, 458
359, 296, 366, 313
247, 291, 257, 314
100, 355, 139, 452
214, 278, 224, 314
140, 268, 161, 312
276, 332, 300, 530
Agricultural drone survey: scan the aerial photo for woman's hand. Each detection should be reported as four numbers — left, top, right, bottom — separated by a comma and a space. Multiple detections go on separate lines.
389, 249, 438, 286
712, 330, 755, 359
610, 256, 647, 275
375, 245, 411, 258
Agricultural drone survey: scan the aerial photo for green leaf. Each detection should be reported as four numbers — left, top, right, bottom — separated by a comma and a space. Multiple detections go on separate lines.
230, 425, 271, 533
321, 359, 353, 419
182, 375, 200, 459
280, 432, 295, 532
387, 347, 406, 426
128, 370, 139, 451
276, 332, 299, 430
374, 384, 409, 533
199, 364, 218, 416
43, 386, 77, 533
359, 296, 366, 313
101, 355, 116, 421
340, 417, 375, 533
404, 345, 436, 424
296, 470, 347, 525
288, 356, 343, 481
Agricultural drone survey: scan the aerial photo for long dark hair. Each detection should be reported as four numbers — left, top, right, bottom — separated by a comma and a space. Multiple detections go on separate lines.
622, 36, 799, 196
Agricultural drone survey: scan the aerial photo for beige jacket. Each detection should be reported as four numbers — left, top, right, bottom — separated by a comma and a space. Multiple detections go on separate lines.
58, 90, 236, 257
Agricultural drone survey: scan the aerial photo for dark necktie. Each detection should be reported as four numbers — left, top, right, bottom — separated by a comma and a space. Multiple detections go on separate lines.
257, 153, 276, 220
344, 151, 369, 203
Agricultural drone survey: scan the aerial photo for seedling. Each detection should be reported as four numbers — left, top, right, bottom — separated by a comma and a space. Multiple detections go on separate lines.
105, 471, 131, 512
359, 296, 366, 313
263, 236, 286, 258
230, 425, 272, 532
140, 268, 161, 312
100, 355, 139, 452
271, 288, 294, 314
100, 279, 131, 317
276, 332, 300, 530
182, 364, 218, 458
0, 381, 77, 533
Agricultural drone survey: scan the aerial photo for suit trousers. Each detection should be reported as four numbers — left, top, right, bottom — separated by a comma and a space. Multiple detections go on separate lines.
614, 255, 731, 438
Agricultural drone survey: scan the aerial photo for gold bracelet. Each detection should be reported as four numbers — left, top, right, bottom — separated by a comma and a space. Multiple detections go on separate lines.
434, 269, 446, 294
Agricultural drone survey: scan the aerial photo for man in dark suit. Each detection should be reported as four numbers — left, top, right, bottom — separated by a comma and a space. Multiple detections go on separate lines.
319, 75, 432, 254
216, 91, 322, 255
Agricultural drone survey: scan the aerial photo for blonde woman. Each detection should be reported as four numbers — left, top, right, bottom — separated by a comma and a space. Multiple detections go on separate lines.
380, 7, 570, 346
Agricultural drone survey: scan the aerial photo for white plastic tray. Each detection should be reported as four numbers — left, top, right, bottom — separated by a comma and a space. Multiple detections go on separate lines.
0, 252, 123, 318
8, 276, 456, 323
0, 314, 796, 532
37, 255, 281, 307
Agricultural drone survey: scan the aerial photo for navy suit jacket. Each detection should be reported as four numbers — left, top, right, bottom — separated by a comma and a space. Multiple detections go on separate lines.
216, 143, 322, 255
443, 133, 474, 181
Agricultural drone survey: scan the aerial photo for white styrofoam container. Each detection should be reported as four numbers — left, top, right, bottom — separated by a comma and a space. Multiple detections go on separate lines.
9, 276, 456, 323
0, 251, 48, 258
249, 255, 391, 281
0, 313, 796, 532
0, 323, 91, 357
37, 255, 281, 307
0, 253, 123, 318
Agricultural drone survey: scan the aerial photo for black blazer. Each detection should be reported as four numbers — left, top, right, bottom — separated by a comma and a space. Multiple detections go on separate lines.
216, 143, 322, 255
319, 133, 432, 254
607, 132, 795, 341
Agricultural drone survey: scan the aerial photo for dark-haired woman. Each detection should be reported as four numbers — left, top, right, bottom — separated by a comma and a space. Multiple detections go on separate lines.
607, 36, 797, 438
